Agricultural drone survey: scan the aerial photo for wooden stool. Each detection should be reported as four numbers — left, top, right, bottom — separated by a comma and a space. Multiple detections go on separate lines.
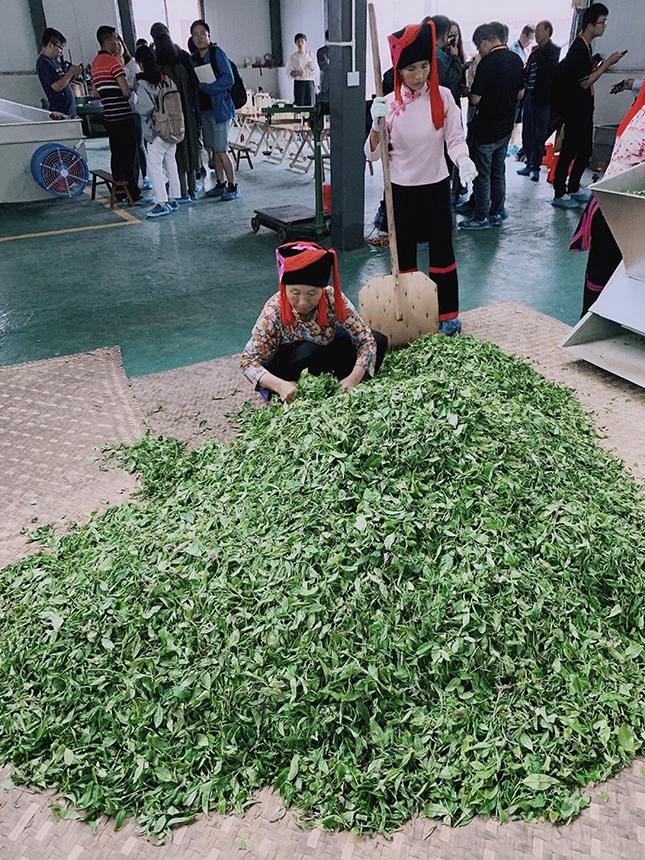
90, 169, 135, 209
228, 143, 254, 170
306, 152, 331, 180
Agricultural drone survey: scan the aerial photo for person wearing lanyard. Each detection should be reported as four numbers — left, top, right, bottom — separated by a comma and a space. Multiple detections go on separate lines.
286, 33, 318, 106
240, 243, 388, 403
551, 3, 625, 208
365, 19, 477, 336
459, 23, 525, 231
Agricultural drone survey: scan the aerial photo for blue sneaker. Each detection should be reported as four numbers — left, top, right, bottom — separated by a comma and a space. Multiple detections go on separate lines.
142, 178, 152, 190
205, 182, 227, 199
455, 200, 474, 216
489, 214, 503, 227
458, 216, 491, 230
167, 200, 179, 212
176, 194, 192, 204
530, 170, 540, 182
571, 189, 592, 203
146, 203, 171, 218
516, 165, 531, 176
135, 195, 154, 207
221, 185, 240, 201
439, 318, 462, 336
551, 195, 579, 209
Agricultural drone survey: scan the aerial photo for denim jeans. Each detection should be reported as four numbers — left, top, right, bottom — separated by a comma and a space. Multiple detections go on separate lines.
471, 133, 511, 220
522, 94, 551, 173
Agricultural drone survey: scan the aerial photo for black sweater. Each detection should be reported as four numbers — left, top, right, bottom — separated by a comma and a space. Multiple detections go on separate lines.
526, 40, 561, 106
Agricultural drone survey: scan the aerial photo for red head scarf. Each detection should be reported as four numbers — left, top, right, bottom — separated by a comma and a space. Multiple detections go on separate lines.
388, 18, 444, 130
275, 242, 346, 328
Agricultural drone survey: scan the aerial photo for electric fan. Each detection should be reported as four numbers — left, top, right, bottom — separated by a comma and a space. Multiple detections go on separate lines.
30, 143, 89, 198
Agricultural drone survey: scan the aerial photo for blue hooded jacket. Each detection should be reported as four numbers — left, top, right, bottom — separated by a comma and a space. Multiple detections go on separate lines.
191, 43, 235, 123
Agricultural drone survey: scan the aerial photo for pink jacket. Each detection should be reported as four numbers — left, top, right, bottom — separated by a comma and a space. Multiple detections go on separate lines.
365, 84, 469, 186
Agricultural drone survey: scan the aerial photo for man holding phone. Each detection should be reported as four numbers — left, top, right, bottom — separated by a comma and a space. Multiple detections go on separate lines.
36, 28, 80, 117
551, 2, 625, 208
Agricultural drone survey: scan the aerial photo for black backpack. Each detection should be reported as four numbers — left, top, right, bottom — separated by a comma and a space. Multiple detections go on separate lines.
211, 46, 247, 110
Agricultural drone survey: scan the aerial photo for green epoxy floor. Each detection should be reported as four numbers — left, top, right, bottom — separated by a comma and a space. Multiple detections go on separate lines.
0, 139, 587, 377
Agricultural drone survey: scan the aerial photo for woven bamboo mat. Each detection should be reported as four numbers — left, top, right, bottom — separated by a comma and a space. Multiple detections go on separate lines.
1, 304, 644, 858
0, 347, 144, 567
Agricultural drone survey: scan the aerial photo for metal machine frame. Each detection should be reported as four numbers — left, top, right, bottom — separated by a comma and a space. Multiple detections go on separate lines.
561, 162, 645, 388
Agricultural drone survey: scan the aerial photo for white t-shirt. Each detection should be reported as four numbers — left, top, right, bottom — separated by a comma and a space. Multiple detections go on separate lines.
286, 50, 318, 83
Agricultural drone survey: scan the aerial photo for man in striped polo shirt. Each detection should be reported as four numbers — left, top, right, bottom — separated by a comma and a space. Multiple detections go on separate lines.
91, 26, 143, 203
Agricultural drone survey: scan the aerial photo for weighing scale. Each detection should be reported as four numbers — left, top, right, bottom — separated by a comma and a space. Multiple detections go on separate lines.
250, 103, 331, 243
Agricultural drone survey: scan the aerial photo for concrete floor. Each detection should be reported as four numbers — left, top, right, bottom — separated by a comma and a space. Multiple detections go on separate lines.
0, 138, 588, 377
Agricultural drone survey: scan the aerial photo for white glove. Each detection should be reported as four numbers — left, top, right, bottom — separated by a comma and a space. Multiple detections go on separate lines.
458, 156, 478, 186
370, 95, 389, 131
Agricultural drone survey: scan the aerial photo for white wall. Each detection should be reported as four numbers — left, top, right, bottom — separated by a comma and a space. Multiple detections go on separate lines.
0, 0, 38, 73
202, 0, 279, 94
41, 0, 120, 66
279, 0, 325, 99
0, 74, 43, 107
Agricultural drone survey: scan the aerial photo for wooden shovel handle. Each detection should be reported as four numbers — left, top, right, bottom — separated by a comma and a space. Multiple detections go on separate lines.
368, 3, 403, 322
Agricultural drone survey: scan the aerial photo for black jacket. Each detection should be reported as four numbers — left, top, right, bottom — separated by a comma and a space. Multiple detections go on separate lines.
526, 40, 561, 106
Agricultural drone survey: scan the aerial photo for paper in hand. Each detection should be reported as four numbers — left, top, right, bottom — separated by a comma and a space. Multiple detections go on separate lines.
195, 64, 216, 84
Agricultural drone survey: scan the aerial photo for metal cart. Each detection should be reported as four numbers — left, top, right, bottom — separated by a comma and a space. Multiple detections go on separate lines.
250, 103, 330, 243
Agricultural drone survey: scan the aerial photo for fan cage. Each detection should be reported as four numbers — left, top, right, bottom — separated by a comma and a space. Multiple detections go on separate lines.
31, 144, 90, 198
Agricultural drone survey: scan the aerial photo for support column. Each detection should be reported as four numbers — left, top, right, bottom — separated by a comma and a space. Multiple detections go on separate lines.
116, 0, 136, 50
269, 0, 283, 67
28, 0, 47, 50
328, 0, 367, 251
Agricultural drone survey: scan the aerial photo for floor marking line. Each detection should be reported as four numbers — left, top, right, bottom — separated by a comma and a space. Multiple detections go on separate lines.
0, 221, 137, 242
85, 188, 141, 224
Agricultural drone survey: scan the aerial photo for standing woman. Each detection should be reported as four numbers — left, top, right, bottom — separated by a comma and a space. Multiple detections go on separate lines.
365, 19, 477, 335
133, 45, 182, 218
189, 19, 239, 201
286, 33, 318, 106
154, 34, 202, 201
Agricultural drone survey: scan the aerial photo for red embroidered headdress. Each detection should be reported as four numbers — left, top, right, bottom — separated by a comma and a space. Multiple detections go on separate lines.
388, 18, 444, 130
275, 242, 346, 328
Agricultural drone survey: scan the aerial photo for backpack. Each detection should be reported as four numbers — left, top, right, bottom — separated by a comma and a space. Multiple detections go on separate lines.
211, 47, 247, 110
154, 79, 185, 144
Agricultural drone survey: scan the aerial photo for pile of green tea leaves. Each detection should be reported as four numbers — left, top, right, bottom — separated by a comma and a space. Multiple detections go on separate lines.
1, 335, 644, 838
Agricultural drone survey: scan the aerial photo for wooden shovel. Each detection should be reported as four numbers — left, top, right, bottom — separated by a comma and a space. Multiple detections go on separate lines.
359, 3, 439, 348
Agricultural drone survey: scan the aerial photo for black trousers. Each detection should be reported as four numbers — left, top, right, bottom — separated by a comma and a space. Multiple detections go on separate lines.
105, 117, 140, 201
264, 326, 388, 382
294, 80, 315, 106
553, 111, 593, 198
582, 209, 622, 316
132, 111, 147, 183
391, 179, 459, 321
